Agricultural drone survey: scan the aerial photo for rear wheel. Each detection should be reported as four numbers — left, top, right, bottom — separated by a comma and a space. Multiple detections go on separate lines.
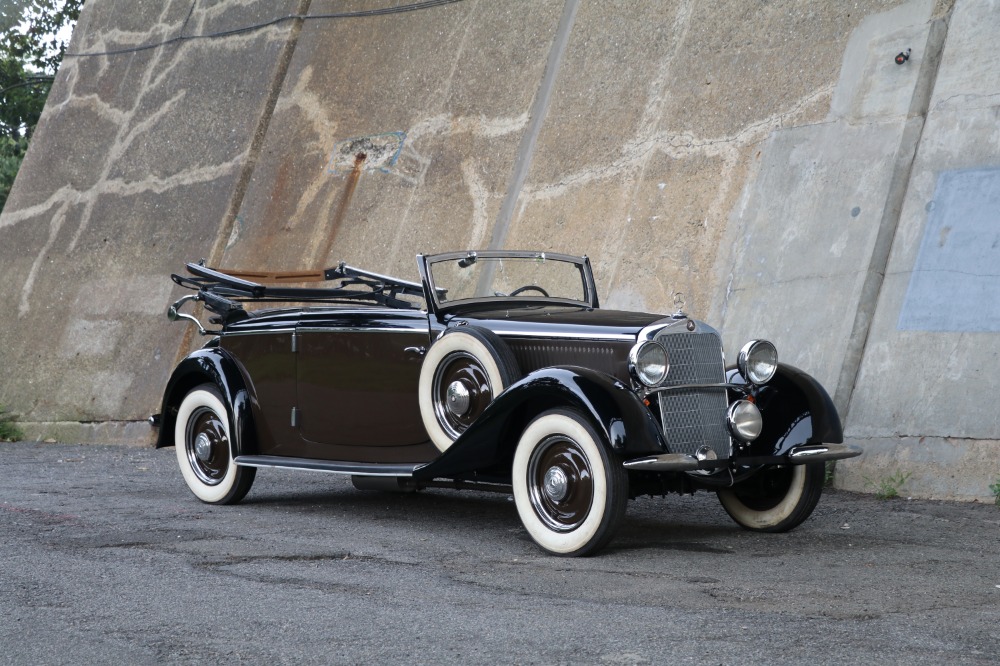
512, 409, 627, 556
717, 462, 824, 532
174, 384, 255, 504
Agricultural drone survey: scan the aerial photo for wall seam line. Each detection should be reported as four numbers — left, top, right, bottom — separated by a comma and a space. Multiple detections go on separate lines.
833, 15, 951, 423
487, 0, 578, 250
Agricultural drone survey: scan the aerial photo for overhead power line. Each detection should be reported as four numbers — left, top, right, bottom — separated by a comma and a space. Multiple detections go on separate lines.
64, 0, 466, 59
0, 76, 55, 96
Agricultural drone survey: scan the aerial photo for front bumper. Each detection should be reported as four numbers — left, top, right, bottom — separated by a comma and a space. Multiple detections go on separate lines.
622, 443, 863, 472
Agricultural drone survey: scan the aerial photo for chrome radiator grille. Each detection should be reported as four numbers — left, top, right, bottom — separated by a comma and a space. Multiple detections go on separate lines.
655, 331, 731, 459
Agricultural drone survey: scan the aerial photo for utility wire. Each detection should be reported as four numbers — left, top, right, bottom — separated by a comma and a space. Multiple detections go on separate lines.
64, 0, 465, 59
0, 76, 54, 96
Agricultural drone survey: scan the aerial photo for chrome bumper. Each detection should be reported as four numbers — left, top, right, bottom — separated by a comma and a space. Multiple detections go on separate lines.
623, 443, 863, 471
786, 443, 863, 463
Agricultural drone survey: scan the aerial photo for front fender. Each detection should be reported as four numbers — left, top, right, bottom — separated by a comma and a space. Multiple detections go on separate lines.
734, 362, 843, 458
414, 366, 665, 481
155, 346, 257, 459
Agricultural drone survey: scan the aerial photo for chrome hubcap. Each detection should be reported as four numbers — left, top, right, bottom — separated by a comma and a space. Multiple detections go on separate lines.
446, 380, 470, 416
194, 433, 213, 462
543, 466, 569, 502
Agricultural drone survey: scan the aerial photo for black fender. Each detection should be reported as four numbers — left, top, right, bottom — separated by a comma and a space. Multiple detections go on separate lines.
154, 346, 257, 459
414, 366, 666, 481
731, 362, 843, 458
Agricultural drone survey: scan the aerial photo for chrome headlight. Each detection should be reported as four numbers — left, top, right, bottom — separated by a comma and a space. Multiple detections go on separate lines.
629, 341, 669, 387
728, 400, 762, 441
737, 339, 777, 385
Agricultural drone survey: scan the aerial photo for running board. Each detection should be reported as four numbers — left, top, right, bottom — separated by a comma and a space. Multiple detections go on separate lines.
234, 455, 418, 477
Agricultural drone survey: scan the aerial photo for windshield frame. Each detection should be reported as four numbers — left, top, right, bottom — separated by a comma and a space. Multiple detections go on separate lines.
417, 250, 600, 317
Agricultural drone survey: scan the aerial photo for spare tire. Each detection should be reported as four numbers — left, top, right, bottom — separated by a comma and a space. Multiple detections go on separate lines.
419, 326, 520, 451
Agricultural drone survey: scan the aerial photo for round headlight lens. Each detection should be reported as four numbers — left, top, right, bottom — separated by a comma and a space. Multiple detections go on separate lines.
738, 340, 778, 385
728, 400, 762, 441
630, 341, 669, 387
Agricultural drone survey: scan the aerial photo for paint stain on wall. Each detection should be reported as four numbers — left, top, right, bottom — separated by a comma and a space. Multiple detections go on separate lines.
898, 167, 1000, 332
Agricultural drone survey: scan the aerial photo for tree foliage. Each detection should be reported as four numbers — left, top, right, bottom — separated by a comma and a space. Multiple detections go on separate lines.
1, 0, 84, 210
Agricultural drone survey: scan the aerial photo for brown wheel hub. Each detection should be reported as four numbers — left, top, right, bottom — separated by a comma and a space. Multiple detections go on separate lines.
185, 407, 229, 486
527, 435, 595, 532
432, 351, 494, 439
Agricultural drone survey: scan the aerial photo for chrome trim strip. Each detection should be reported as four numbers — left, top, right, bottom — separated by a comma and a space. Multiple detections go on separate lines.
234, 455, 418, 477
496, 330, 637, 342
297, 326, 428, 334
221, 328, 296, 337
223, 326, 428, 336
787, 443, 863, 463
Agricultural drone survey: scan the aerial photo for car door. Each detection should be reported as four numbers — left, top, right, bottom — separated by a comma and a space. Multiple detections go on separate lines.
220, 315, 300, 458
294, 308, 435, 463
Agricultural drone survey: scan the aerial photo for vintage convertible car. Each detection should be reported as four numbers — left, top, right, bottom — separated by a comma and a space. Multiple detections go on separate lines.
154, 250, 861, 556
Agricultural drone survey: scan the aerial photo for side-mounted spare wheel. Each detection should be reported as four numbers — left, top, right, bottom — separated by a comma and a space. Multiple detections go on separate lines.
174, 383, 255, 505
512, 409, 628, 556
418, 326, 520, 452
717, 462, 824, 532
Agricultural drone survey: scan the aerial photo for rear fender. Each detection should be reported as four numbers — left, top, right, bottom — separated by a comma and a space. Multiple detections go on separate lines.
155, 347, 257, 459
732, 362, 844, 457
414, 366, 665, 481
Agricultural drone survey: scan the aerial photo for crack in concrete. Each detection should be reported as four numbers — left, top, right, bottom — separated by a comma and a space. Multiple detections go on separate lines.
519, 84, 835, 205
931, 90, 1000, 112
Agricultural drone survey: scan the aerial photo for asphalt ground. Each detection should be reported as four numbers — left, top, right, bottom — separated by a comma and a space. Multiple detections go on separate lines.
1, 440, 998, 665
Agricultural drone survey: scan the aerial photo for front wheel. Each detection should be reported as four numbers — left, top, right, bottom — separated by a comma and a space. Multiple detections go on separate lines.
512, 409, 627, 556
717, 462, 824, 532
174, 384, 255, 505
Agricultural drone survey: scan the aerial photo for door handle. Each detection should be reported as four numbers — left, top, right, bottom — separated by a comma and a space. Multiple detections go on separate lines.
404, 346, 426, 356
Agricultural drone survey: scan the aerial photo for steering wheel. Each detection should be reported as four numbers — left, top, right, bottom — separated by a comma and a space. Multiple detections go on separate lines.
508, 285, 550, 297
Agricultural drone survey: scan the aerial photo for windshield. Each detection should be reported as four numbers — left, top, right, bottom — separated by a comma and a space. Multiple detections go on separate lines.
424, 251, 594, 308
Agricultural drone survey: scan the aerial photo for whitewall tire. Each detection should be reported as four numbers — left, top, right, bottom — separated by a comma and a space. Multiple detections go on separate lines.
717, 462, 824, 532
174, 384, 255, 505
512, 409, 627, 556
418, 327, 520, 452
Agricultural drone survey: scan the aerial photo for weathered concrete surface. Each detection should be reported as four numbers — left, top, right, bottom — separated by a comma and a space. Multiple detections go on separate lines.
218, 1, 563, 284
1, 0, 997, 501
838, 0, 1000, 500
0, 0, 309, 442
715, 0, 937, 400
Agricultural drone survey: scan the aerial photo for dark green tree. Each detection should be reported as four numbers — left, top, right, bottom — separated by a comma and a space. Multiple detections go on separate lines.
1, 0, 84, 210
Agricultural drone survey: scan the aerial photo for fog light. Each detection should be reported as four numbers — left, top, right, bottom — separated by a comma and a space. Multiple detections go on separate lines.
728, 400, 762, 441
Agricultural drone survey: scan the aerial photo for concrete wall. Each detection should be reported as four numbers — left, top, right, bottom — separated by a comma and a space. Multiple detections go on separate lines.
2, 0, 996, 500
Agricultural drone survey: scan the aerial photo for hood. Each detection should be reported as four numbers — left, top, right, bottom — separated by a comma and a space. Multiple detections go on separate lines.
451, 306, 669, 341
